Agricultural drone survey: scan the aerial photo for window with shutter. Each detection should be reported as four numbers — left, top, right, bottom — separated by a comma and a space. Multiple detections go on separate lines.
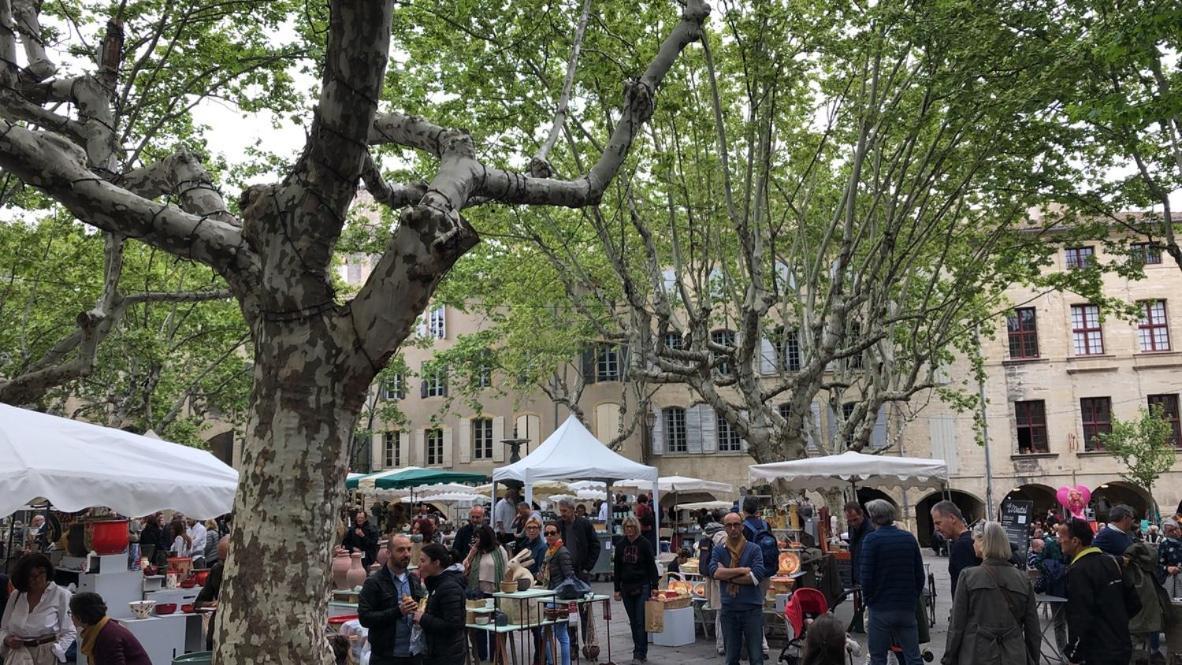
472, 418, 494, 459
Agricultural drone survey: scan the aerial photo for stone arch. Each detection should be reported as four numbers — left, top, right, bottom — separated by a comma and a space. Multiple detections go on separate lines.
914, 489, 985, 547
1091, 480, 1153, 521
1001, 483, 1058, 522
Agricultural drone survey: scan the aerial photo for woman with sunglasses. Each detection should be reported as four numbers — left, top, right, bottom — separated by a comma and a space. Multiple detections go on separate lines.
538, 522, 573, 665
614, 515, 659, 664
0, 553, 76, 665
520, 517, 547, 576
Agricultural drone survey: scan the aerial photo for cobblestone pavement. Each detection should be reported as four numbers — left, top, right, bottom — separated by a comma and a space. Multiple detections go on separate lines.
584, 552, 965, 665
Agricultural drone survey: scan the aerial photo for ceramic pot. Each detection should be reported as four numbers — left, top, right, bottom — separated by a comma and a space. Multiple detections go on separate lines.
345, 552, 367, 588
331, 549, 352, 590
375, 540, 390, 568
91, 519, 130, 555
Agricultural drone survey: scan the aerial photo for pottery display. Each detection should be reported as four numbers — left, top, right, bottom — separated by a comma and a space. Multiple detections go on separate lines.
90, 519, 130, 555
167, 557, 192, 577
129, 600, 156, 619
375, 540, 390, 568
331, 548, 352, 590
777, 551, 800, 575
193, 569, 210, 586
345, 552, 367, 588
155, 603, 178, 615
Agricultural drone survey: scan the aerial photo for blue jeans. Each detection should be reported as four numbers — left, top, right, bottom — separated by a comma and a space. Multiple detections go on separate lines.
545, 618, 571, 665
620, 586, 650, 660
867, 606, 922, 665
720, 605, 764, 665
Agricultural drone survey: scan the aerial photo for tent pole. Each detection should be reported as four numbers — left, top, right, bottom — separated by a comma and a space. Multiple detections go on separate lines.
653, 480, 661, 554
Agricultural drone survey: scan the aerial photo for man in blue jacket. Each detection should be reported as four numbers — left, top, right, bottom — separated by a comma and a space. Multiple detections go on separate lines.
1092, 504, 1135, 557
859, 499, 925, 665
709, 511, 766, 665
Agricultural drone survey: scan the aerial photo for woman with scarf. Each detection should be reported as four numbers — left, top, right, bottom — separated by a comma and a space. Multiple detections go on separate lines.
464, 526, 508, 662
538, 522, 573, 665
613, 516, 659, 664
68, 593, 150, 665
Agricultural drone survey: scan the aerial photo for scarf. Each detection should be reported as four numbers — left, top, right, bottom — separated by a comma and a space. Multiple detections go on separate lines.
539, 539, 564, 586
80, 616, 110, 658
725, 535, 748, 597
468, 546, 506, 590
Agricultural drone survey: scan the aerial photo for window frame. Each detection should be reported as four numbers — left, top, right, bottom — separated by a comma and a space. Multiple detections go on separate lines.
427, 306, 446, 339
710, 330, 736, 377
1147, 394, 1182, 448
663, 332, 684, 351
1070, 304, 1105, 356
1131, 242, 1162, 266
1015, 400, 1048, 454
717, 413, 742, 452
423, 364, 448, 398
472, 417, 494, 460
663, 407, 687, 453
595, 344, 620, 382
781, 328, 802, 372
1065, 246, 1095, 270
383, 431, 399, 467
1006, 307, 1040, 359
1080, 397, 1112, 451
1137, 299, 1171, 352
425, 428, 444, 465
383, 373, 405, 400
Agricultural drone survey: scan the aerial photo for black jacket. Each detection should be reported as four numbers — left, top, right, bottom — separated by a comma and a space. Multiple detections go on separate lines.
560, 516, 600, 577
848, 518, 874, 584
419, 568, 468, 663
613, 536, 659, 594
358, 566, 426, 664
948, 530, 982, 598
1065, 549, 1141, 665
453, 522, 478, 557
343, 521, 380, 567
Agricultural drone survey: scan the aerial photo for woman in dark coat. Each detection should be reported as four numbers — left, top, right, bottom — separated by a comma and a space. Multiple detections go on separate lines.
413, 544, 467, 665
539, 522, 574, 665
69, 592, 151, 665
943, 522, 1040, 665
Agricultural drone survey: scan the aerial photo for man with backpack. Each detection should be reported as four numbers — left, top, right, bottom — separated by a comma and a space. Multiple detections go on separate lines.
741, 497, 775, 658
1061, 518, 1141, 665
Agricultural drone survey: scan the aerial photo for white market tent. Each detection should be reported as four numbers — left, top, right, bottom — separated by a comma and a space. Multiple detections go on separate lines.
0, 403, 239, 519
493, 415, 660, 531
615, 475, 734, 496
748, 450, 948, 491
675, 500, 733, 512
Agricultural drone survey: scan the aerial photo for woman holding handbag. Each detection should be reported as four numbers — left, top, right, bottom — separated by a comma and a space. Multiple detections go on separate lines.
538, 522, 573, 665
943, 522, 1040, 665
613, 516, 658, 665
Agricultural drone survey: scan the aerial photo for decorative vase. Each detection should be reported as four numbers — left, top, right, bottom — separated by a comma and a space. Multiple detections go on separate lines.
91, 519, 130, 555
345, 552, 367, 588
332, 548, 352, 590
375, 540, 390, 568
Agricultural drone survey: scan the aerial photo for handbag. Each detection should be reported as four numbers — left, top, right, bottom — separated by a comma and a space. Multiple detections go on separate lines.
554, 575, 591, 600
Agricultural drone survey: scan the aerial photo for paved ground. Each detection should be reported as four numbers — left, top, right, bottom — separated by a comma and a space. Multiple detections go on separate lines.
586, 552, 964, 665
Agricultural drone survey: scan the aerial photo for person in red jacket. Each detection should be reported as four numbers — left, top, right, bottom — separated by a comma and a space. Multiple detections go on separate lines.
69, 592, 152, 665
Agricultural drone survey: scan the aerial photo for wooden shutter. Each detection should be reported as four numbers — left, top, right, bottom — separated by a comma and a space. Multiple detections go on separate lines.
686, 405, 704, 454
701, 405, 718, 453
651, 406, 664, 456
581, 349, 596, 384
459, 418, 472, 464
398, 432, 409, 467
871, 407, 888, 449
759, 337, 777, 375
438, 306, 446, 339
492, 416, 506, 462
441, 427, 453, 467
440, 366, 448, 397
413, 429, 426, 466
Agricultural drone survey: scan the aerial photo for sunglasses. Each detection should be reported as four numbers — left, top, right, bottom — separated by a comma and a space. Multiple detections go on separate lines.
724, 523, 743, 529
544, 531, 558, 536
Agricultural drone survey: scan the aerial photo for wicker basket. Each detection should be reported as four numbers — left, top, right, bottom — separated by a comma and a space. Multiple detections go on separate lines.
660, 595, 692, 610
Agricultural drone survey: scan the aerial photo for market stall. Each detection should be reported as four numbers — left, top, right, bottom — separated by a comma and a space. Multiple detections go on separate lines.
614, 476, 734, 550
0, 403, 239, 665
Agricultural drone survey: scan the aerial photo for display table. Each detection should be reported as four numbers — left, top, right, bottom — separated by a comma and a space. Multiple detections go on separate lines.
652, 605, 694, 647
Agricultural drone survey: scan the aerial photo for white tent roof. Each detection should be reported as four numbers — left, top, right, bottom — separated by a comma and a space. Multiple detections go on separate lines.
675, 500, 733, 511
748, 450, 948, 491
0, 404, 239, 519
614, 475, 734, 495
493, 416, 658, 484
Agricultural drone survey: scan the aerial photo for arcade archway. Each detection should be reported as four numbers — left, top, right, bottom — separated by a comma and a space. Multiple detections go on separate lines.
1001, 484, 1058, 524
915, 489, 985, 548
1091, 481, 1153, 521
855, 487, 897, 508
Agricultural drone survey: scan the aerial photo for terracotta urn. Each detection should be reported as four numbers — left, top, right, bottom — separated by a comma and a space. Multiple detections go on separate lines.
375, 540, 390, 568
345, 551, 367, 588
331, 548, 352, 589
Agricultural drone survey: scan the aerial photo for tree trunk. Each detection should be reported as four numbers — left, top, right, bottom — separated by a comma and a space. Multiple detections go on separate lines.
213, 322, 368, 664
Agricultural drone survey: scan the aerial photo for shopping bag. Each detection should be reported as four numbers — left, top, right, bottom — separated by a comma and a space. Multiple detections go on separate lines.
644, 599, 664, 633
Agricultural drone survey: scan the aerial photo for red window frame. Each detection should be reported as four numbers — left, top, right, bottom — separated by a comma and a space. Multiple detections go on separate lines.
1080, 397, 1112, 451
1071, 304, 1104, 356
1132, 242, 1162, 265
1006, 308, 1039, 359
1065, 246, 1094, 270
1015, 400, 1048, 453
1137, 300, 1171, 352
1148, 394, 1182, 448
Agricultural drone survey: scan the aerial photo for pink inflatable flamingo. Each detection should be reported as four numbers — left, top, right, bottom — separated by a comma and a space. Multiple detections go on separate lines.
1056, 485, 1091, 521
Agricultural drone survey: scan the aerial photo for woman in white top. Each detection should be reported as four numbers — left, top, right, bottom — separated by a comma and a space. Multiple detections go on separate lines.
0, 553, 76, 664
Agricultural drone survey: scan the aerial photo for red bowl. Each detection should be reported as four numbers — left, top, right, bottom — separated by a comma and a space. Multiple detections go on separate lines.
192, 570, 210, 586
155, 603, 177, 615
179, 578, 196, 588
327, 614, 357, 626
181, 604, 194, 614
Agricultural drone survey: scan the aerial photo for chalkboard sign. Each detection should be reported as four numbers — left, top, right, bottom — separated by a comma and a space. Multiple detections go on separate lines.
1000, 499, 1033, 556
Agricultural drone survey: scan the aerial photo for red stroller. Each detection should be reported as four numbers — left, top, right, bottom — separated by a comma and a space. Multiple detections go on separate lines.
780, 588, 849, 664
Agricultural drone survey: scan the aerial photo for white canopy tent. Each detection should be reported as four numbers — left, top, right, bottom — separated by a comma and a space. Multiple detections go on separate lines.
614, 475, 734, 496
0, 403, 239, 519
675, 500, 733, 512
748, 450, 948, 491
493, 415, 660, 532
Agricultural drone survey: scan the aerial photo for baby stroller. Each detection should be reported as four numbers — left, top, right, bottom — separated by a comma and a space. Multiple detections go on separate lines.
779, 588, 856, 665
